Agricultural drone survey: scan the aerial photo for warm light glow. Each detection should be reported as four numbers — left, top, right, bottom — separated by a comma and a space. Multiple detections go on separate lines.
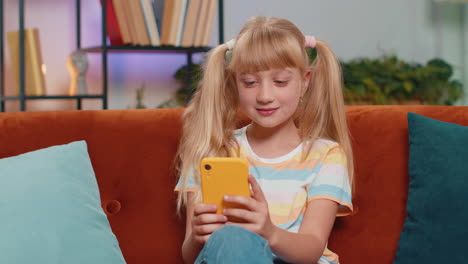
41, 64, 47, 75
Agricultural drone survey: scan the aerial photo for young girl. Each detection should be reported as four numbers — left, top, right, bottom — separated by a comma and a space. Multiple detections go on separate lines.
175, 16, 354, 264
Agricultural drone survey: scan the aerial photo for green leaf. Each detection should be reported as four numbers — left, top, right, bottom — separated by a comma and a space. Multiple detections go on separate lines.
403, 81, 413, 93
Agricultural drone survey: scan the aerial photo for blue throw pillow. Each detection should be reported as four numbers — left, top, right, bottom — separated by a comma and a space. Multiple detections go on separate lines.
0, 141, 126, 264
393, 113, 468, 263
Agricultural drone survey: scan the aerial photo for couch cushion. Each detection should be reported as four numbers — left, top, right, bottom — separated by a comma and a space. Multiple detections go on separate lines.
0, 141, 126, 264
393, 112, 468, 263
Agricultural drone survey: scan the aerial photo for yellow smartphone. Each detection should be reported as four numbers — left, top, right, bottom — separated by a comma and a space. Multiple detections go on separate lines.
200, 157, 251, 217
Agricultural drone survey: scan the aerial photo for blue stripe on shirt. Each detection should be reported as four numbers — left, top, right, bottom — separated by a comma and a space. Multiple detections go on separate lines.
308, 184, 351, 204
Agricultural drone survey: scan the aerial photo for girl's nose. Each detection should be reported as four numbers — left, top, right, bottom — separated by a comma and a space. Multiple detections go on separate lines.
256, 83, 274, 103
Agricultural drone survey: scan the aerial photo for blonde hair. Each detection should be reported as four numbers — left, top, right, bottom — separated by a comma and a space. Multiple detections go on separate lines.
175, 16, 354, 213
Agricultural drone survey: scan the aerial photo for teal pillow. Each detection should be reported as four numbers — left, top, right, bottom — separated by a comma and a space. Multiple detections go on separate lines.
393, 113, 468, 263
0, 141, 126, 264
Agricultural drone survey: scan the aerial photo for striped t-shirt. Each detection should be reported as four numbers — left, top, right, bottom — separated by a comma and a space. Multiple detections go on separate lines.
175, 124, 353, 264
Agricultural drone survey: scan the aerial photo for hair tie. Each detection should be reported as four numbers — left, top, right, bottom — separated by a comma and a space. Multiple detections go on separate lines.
226, 39, 236, 50
304, 36, 316, 48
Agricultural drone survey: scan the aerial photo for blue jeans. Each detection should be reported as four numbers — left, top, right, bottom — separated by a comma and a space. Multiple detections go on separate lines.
194, 225, 289, 264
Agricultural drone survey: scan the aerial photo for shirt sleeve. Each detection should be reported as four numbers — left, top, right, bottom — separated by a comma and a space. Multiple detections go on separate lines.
174, 168, 200, 193
307, 143, 353, 216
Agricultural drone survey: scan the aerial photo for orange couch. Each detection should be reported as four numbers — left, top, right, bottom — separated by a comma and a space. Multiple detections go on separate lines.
1, 105, 467, 263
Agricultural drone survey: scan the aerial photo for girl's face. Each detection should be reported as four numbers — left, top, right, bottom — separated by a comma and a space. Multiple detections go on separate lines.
236, 67, 310, 129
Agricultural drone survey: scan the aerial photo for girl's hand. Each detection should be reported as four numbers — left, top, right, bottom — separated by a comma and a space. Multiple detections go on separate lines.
222, 175, 276, 240
191, 203, 228, 245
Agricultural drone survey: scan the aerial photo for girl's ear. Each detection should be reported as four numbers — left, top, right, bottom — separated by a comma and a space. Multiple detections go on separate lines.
302, 70, 312, 96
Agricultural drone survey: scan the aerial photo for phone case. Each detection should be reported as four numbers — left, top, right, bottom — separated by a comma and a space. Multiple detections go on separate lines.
200, 157, 251, 216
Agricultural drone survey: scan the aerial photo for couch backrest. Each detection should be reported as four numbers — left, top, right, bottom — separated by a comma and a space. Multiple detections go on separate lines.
2, 106, 468, 264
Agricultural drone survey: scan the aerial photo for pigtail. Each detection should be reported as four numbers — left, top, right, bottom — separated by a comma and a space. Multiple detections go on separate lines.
176, 43, 239, 213
299, 39, 355, 190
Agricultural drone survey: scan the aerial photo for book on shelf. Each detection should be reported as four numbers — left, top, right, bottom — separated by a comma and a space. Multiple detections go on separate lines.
112, 0, 132, 44
120, 0, 138, 45
161, 0, 175, 45
153, 0, 165, 41
167, 0, 182, 45
140, 0, 161, 46
200, 0, 217, 47
192, 0, 209, 47
99, 0, 125, 45
175, 0, 189, 46
128, 0, 151, 46
175, 0, 217, 47
104, 0, 218, 48
181, 0, 201, 47
7, 28, 46, 96
161, 0, 187, 46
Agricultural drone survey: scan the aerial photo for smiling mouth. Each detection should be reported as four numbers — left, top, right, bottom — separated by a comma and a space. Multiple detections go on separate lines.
256, 107, 279, 116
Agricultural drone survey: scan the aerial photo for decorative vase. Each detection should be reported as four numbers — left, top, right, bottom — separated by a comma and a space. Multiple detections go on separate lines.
66, 50, 89, 95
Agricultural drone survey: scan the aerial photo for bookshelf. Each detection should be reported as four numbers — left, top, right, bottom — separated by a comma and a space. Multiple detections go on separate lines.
0, 0, 224, 112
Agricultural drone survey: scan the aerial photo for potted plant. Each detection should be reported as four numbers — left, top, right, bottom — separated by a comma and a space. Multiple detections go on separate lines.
342, 55, 463, 105
155, 63, 203, 108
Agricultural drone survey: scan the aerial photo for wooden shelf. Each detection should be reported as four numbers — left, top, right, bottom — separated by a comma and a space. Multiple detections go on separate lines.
2, 95, 105, 101
82, 45, 211, 53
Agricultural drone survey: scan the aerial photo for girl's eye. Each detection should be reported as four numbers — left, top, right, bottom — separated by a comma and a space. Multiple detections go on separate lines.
244, 81, 257, 87
275, 80, 288, 86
